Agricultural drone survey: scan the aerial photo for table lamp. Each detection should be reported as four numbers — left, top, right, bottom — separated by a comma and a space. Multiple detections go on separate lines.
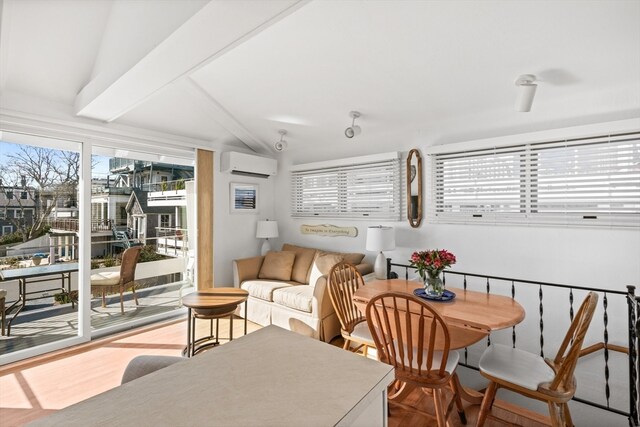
366, 226, 395, 279
256, 220, 279, 255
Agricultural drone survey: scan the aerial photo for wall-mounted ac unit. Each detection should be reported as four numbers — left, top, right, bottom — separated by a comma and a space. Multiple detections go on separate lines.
220, 151, 277, 178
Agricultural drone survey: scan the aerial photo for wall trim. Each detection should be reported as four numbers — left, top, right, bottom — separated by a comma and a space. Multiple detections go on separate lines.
291, 151, 399, 172
424, 118, 640, 155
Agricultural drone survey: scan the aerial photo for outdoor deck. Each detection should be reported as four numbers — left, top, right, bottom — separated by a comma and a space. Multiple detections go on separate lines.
0, 282, 188, 355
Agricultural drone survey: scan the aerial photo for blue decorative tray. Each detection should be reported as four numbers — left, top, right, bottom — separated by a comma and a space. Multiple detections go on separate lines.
413, 288, 456, 302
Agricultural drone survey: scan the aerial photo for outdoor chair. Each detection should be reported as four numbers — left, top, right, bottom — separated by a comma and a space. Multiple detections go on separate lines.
476, 291, 598, 427
121, 355, 184, 384
328, 262, 375, 356
90, 246, 142, 314
366, 292, 466, 426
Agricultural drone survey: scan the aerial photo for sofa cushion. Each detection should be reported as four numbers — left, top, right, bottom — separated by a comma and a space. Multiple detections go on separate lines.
90, 271, 120, 286
334, 252, 365, 265
241, 280, 294, 302
258, 251, 296, 281
273, 285, 315, 313
282, 244, 318, 284
308, 252, 344, 288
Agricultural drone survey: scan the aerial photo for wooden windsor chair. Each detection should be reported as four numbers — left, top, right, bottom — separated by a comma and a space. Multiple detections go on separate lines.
476, 291, 599, 427
327, 262, 375, 356
365, 291, 466, 427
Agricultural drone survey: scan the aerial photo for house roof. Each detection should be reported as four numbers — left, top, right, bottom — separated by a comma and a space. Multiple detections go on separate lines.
126, 189, 174, 215
0, 1, 638, 162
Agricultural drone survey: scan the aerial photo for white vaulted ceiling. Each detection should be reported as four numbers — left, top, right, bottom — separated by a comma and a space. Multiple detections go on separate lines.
1, 0, 639, 160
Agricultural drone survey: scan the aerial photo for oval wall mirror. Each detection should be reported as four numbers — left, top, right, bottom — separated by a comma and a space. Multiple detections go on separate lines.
407, 149, 423, 228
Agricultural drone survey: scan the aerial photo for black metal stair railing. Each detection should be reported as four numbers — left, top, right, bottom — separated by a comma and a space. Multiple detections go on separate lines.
386, 259, 639, 426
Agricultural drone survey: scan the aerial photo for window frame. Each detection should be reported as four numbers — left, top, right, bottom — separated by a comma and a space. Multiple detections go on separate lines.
290, 152, 401, 220
429, 131, 640, 228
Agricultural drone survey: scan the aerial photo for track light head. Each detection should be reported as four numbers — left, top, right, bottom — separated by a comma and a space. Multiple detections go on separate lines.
274, 140, 288, 151
345, 125, 361, 138
345, 111, 361, 139
515, 74, 537, 112
274, 129, 288, 152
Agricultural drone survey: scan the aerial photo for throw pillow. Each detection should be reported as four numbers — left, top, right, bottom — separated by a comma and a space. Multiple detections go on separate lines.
258, 251, 296, 281
308, 252, 344, 288
340, 252, 365, 265
282, 244, 318, 284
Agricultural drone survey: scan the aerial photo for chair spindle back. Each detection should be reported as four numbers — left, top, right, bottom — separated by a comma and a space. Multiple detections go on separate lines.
549, 291, 598, 392
366, 292, 452, 385
328, 262, 365, 333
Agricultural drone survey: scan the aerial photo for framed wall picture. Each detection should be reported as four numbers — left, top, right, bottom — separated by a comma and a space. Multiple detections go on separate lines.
230, 182, 259, 214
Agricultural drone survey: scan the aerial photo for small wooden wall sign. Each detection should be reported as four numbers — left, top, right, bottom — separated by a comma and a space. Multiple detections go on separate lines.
300, 224, 358, 238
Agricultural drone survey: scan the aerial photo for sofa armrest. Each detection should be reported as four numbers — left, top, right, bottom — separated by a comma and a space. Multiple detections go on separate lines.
311, 275, 334, 320
233, 256, 265, 287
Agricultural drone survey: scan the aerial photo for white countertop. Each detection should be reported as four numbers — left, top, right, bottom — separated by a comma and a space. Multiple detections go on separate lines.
30, 325, 394, 427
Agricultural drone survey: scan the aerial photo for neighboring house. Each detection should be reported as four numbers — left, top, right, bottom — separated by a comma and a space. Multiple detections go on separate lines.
90, 159, 193, 256
125, 189, 176, 247
0, 183, 37, 236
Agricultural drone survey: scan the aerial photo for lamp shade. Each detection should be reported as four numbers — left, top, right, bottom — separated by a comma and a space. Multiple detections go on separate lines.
366, 226, 395, 252
256, 220, 278, 239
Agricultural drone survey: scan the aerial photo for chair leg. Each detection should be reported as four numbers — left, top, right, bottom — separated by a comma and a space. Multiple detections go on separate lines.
476, 381, 498, 427
361, 344, 368, 357
562, 402, 574, 427
131, 282, 139, 306
548, 402, 563, 427
119, 287, 125, 314
343, 339, 351, 350
101, 289, 106, 308
432, 388, 447, 427
449, 374, 467, 425
1, 298, 5, 336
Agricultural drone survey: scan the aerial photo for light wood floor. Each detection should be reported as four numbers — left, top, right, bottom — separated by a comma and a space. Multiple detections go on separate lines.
1, 317, 550, 427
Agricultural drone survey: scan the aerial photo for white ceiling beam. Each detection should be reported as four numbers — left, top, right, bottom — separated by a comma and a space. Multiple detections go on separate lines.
74, 0, 308, 122
182, 78, 271, 153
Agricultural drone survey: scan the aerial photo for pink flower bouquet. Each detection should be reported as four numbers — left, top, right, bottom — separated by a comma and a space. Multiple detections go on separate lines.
409, 249, 457, 281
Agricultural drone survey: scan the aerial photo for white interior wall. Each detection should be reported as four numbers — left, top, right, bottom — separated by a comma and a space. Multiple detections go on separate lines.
213, 150, 276, 285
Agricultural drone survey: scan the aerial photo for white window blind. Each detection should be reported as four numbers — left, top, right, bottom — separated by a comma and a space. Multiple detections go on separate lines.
431, 132, 640, 227
291, 154, 401, 219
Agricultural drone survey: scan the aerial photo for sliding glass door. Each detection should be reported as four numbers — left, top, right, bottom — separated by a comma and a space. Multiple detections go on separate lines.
0, 131, 86, 363
0, 132, 196, 364
90, 146, 195, 336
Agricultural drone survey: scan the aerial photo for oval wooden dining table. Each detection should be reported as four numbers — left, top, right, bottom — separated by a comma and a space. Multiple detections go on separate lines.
353, 278, 526, 404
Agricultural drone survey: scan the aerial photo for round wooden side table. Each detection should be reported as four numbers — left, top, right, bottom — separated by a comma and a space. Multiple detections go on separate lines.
182, 288, 249, 357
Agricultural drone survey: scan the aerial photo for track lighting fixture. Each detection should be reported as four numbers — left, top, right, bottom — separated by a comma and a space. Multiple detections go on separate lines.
515, 74, 538, 112
345, 111, 361, 138
274, 129, 288, 152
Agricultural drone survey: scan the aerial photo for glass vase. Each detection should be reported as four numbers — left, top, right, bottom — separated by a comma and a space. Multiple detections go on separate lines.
424, 273, 444, 297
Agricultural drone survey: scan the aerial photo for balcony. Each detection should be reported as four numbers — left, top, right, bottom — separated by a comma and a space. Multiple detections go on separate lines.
0, 255, 191, 357
46, 219, 114, 233
145, 179, 192, 207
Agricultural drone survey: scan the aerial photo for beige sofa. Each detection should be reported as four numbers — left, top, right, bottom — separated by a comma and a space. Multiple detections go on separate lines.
233, 243, 373, 342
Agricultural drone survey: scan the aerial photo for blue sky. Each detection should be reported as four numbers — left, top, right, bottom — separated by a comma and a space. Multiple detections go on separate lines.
1, 141, 110, 177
